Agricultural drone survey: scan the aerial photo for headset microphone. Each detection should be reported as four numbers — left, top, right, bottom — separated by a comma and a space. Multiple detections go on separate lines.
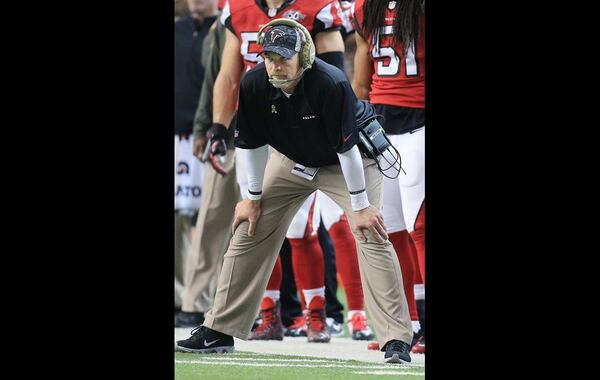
268, 68, 306, 88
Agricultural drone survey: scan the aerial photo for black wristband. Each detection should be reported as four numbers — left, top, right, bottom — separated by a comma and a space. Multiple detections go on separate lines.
349, 188, 366, 195
208, 123, 227, 139
317, 51, 345, 72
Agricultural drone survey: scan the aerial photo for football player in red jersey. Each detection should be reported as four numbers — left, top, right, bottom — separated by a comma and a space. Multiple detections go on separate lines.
352, 0, 426, 354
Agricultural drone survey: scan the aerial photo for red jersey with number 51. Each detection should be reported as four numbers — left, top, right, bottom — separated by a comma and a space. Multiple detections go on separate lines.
353, 0, 424, 109
221, 0, 343, 73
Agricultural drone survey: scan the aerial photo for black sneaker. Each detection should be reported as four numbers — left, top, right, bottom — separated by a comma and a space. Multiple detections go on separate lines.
382, 339, 411, 364
175, 326, 234, 353
175, 311, 204, 327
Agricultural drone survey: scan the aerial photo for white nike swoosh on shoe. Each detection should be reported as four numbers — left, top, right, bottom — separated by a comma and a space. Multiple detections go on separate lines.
204, 339, 220, 347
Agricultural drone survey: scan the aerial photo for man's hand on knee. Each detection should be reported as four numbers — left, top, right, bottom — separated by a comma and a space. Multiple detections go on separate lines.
232, 199, 262, 237
352, 206, 388, 243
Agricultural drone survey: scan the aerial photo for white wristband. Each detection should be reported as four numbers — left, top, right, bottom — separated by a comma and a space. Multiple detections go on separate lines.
350, 191, 370, 211
247, 189, 262, 201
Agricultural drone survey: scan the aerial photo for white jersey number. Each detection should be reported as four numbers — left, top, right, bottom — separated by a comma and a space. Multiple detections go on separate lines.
240, 32, 263, 69
372, 26, 418, 77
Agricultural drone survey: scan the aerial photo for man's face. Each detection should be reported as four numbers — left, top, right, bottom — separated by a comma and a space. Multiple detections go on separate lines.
264, 52, 301, 83
186, 0, 213, 15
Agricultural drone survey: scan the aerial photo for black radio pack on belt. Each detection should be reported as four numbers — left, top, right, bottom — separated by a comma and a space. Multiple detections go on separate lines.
355, 100, 404, 179
358, 118, 388, 159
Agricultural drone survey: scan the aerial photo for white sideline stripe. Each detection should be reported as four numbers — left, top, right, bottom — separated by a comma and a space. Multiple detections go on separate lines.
352, 371, 423, 376
185, 358, 345, 364
176, 356, 424, 368
177, 357, 423, 366
175, 360, 422, 370
182, 357, 346, 363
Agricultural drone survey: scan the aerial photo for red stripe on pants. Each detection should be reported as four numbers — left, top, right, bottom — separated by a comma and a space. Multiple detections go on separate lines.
410, 201, 425, 283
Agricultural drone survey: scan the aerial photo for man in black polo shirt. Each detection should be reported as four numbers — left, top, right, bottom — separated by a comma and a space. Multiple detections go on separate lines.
176, 20, 413, 364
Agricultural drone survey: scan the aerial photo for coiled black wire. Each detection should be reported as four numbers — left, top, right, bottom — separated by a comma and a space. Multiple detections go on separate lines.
355, 100, 404, 179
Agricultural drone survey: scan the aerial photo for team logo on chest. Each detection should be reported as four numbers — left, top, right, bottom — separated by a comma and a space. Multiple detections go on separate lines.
283, 10, 306, 23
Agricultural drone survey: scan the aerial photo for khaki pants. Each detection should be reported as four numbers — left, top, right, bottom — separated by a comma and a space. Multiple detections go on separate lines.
204, 151, 413, 346
181, 149, 240, 313
174, 212, 193, 308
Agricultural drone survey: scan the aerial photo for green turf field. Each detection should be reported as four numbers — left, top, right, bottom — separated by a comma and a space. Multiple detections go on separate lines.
176, 351, 424, 379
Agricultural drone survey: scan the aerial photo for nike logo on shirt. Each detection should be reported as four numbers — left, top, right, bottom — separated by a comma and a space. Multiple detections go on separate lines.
343, 133, 352, 142
204, 339, 220, 347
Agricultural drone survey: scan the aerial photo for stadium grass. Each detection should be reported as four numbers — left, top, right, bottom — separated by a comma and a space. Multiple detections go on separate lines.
175, 351, 424, 379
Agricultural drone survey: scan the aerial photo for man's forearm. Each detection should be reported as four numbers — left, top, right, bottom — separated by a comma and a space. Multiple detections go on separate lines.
212, 73, 239, 129
337, 145, 370, 211
236, 145, 269, 200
